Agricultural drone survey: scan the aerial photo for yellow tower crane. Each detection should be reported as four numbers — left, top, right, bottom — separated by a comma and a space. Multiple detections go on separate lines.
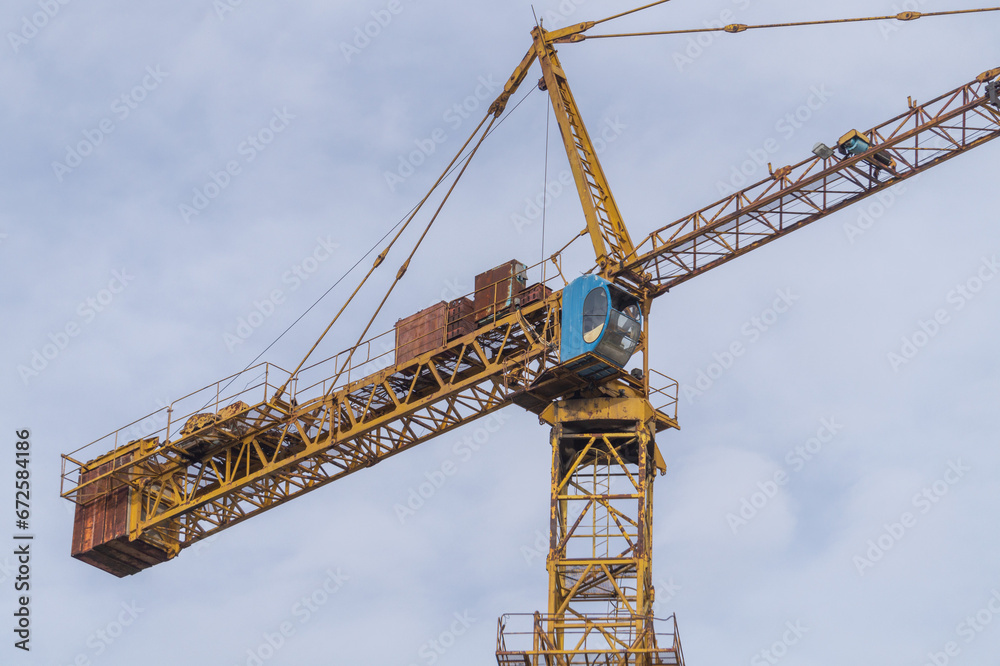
61, 5, 1000, 664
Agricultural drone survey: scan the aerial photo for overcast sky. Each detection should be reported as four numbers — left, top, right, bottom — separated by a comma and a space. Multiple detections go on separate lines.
3, 1, 999, 664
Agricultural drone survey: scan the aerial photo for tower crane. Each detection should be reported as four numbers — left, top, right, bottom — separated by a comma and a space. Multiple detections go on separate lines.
61, 4, 1000, 664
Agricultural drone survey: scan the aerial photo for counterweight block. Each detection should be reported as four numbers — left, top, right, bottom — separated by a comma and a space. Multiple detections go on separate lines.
70, 440, 178, 577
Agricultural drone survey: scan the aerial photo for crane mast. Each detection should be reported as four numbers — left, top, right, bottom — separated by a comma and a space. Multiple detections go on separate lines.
496, 25, 681, 663
60, 12, 1000, 666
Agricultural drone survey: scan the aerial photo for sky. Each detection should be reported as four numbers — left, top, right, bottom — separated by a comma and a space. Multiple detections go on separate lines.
2, 0, 999, 664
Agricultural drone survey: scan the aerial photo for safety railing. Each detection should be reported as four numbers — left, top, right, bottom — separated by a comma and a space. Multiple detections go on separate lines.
60, 361, 293, 503
295, 261, 565, 396
496, 612, 684, 665
648, 369, 679, 422
60, 260, 566, 504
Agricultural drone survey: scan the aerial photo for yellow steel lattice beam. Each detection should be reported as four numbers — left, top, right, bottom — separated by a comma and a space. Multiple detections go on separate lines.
616, 71, 1000, 293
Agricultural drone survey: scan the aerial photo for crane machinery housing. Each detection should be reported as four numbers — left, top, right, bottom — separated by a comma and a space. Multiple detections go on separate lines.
61, 4, 1000, 664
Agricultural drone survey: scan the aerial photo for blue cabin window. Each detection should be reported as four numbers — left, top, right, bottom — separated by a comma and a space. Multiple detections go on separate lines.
582, 287, 607, 343
560, 275, 643, 370
595, 303, 640, 367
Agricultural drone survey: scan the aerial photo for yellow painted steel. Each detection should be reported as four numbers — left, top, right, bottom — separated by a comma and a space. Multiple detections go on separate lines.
582, 7, 1000, 40
492, 24, 638, 277
59, 8, 1000, 663
531, 27, 637, 276
497, 395, 684, 665
619, 71, 1000, 293
61, 37, 1000, 572
63, 294, 563, 554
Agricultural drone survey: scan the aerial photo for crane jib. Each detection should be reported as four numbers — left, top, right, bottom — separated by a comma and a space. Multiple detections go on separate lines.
618, 73, 1000, 292
56, 7, 1000, 665
58, 18, 999, 666
62, 65, 1000, 578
